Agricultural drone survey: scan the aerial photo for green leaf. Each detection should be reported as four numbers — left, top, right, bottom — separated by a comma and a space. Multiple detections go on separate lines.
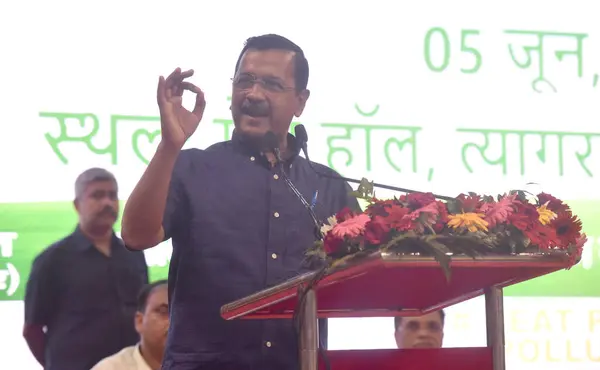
510, 190, 528, 203
446, 199, 461, 214
380, 232, 411, 251
357, 178, 375, 197
422, 239, 453, 281
482, 195, 495, 203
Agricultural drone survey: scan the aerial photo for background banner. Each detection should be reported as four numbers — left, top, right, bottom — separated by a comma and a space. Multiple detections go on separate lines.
1, 0, 599, 368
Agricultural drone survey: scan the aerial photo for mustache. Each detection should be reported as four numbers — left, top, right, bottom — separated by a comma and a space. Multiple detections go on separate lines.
240, 100, 269, 117
98, 206, 118, 218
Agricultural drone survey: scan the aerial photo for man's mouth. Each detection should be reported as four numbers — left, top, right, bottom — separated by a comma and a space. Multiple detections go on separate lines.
240, 103, 269, 118
99, 208, 118, 218
413, 341, 436, 348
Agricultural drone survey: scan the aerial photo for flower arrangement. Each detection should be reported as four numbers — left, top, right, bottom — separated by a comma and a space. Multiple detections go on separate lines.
309, 180, 587, 279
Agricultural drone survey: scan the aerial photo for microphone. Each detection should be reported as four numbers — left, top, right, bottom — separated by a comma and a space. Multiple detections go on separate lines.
263, 132, 323, 240
294, 125, 453, 201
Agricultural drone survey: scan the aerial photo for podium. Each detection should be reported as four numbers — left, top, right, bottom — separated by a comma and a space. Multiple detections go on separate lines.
221, 251, 572, 370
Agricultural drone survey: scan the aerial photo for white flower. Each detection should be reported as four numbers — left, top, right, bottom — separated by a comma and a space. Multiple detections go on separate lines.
320, 215, 338, 235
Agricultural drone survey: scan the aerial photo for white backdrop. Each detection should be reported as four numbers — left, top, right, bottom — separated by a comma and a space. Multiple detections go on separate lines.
1, 1, 599, 369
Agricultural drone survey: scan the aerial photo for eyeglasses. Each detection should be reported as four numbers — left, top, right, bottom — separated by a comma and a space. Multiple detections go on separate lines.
231, 73, 295, 93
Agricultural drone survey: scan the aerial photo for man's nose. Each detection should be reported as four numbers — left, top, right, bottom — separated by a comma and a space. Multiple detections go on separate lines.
245, 81, 267, 98
416, 327, 431, 337
101, 197, 116, 208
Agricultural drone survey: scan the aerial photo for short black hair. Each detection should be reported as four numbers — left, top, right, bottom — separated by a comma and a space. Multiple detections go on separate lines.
74, 167, 117, 200
394, 309, 446, 331
234, 34, 309, 91
136, 280, 168, 313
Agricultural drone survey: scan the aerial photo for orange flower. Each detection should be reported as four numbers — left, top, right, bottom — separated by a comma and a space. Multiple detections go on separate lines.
447, 212, 489, 232
536, 203, 556, 225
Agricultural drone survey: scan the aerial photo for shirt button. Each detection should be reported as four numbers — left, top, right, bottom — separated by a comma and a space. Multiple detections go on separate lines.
274, 212, 280, 218
250, 156, 255, 161
271, 253, 278, 259
265, 341, 272, 348
273, 174, 279, 180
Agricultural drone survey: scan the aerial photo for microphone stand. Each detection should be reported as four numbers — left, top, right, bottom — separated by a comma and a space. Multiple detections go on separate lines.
273, 147, 323, 241
314, 171, 454, 202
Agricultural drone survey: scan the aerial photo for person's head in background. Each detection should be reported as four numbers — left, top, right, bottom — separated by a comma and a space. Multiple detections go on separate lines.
394, 310, 445, 349
136, 280, 169, 368
74, 168, 119, 236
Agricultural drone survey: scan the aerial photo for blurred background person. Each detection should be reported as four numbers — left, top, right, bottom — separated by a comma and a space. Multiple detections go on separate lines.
394, 310, 445, 349
92, 280, 169, 370
22, 168, 149, 370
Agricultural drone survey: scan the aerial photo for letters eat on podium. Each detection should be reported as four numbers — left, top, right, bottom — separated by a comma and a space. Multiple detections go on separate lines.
221, 252, 573, 370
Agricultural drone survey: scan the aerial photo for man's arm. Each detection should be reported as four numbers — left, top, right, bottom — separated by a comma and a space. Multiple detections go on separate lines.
121, 142, 181, 250
22, 253, 55, 366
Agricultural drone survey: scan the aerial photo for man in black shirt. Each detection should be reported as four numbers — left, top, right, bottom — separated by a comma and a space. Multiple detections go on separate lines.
122, 34, 359, 369
23, 168, 149, 370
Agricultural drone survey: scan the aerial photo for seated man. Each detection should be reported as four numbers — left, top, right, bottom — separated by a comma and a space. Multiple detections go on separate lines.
92, 280, 169, 370
394, 310, 445, 349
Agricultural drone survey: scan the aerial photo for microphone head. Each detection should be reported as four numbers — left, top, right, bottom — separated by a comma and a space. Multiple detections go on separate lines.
294, 124, 308, 145
262, 131, 279, 152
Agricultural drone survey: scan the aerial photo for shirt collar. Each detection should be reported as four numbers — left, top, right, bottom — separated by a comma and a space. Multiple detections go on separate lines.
133, 344, 153, 370
71, 225, 121, 252
230, 129, 301, 164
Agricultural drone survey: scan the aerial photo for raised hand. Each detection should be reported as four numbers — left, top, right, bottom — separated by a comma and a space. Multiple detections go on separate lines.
156, 68, 206, 149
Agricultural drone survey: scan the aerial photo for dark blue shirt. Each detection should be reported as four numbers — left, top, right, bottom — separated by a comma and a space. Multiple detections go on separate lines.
161, 132, 358, 370
24, 227, 149, 370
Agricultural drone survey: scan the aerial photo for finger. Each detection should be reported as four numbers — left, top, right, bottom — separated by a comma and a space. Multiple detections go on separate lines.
181, 81, 202, 94
179, 69, 194, 80
166, 68, 193, 87
165, 68, 182, 88
157, 76, 167, 105
179, 82, 206, 117
174, 83, 184, 97
192, 90, 206, 118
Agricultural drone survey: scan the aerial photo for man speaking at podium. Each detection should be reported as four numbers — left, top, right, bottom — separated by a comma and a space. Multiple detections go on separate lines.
122, 34, 358, 370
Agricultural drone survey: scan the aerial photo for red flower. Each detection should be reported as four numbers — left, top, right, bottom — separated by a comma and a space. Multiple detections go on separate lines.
400, 192, 436, 210
366, 199, 398, 217
508, 202, 539, 231
433, 201, 449, 232
551, 212, 583, 248
456, 193, 483, 212
568, 234, 588, 266
537, 192, 569, 214
364, 216, 391, 245
524, 224, 559, 251
336, 207, 355, 223
323, 233, 344, 255
381, 205, 413, 231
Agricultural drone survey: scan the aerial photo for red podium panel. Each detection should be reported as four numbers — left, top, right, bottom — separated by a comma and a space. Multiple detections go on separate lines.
222, 253, 570, 320
321, 348, 492, 370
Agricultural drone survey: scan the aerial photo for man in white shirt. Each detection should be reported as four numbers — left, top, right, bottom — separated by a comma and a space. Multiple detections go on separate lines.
92, 280, 168, 370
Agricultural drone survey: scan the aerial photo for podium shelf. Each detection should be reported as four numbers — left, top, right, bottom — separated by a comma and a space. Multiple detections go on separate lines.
221, 252, 571, 320
320, 347, 493, 370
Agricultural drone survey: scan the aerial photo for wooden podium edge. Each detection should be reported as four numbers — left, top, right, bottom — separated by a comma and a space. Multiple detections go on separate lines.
221, 251, 571, 320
